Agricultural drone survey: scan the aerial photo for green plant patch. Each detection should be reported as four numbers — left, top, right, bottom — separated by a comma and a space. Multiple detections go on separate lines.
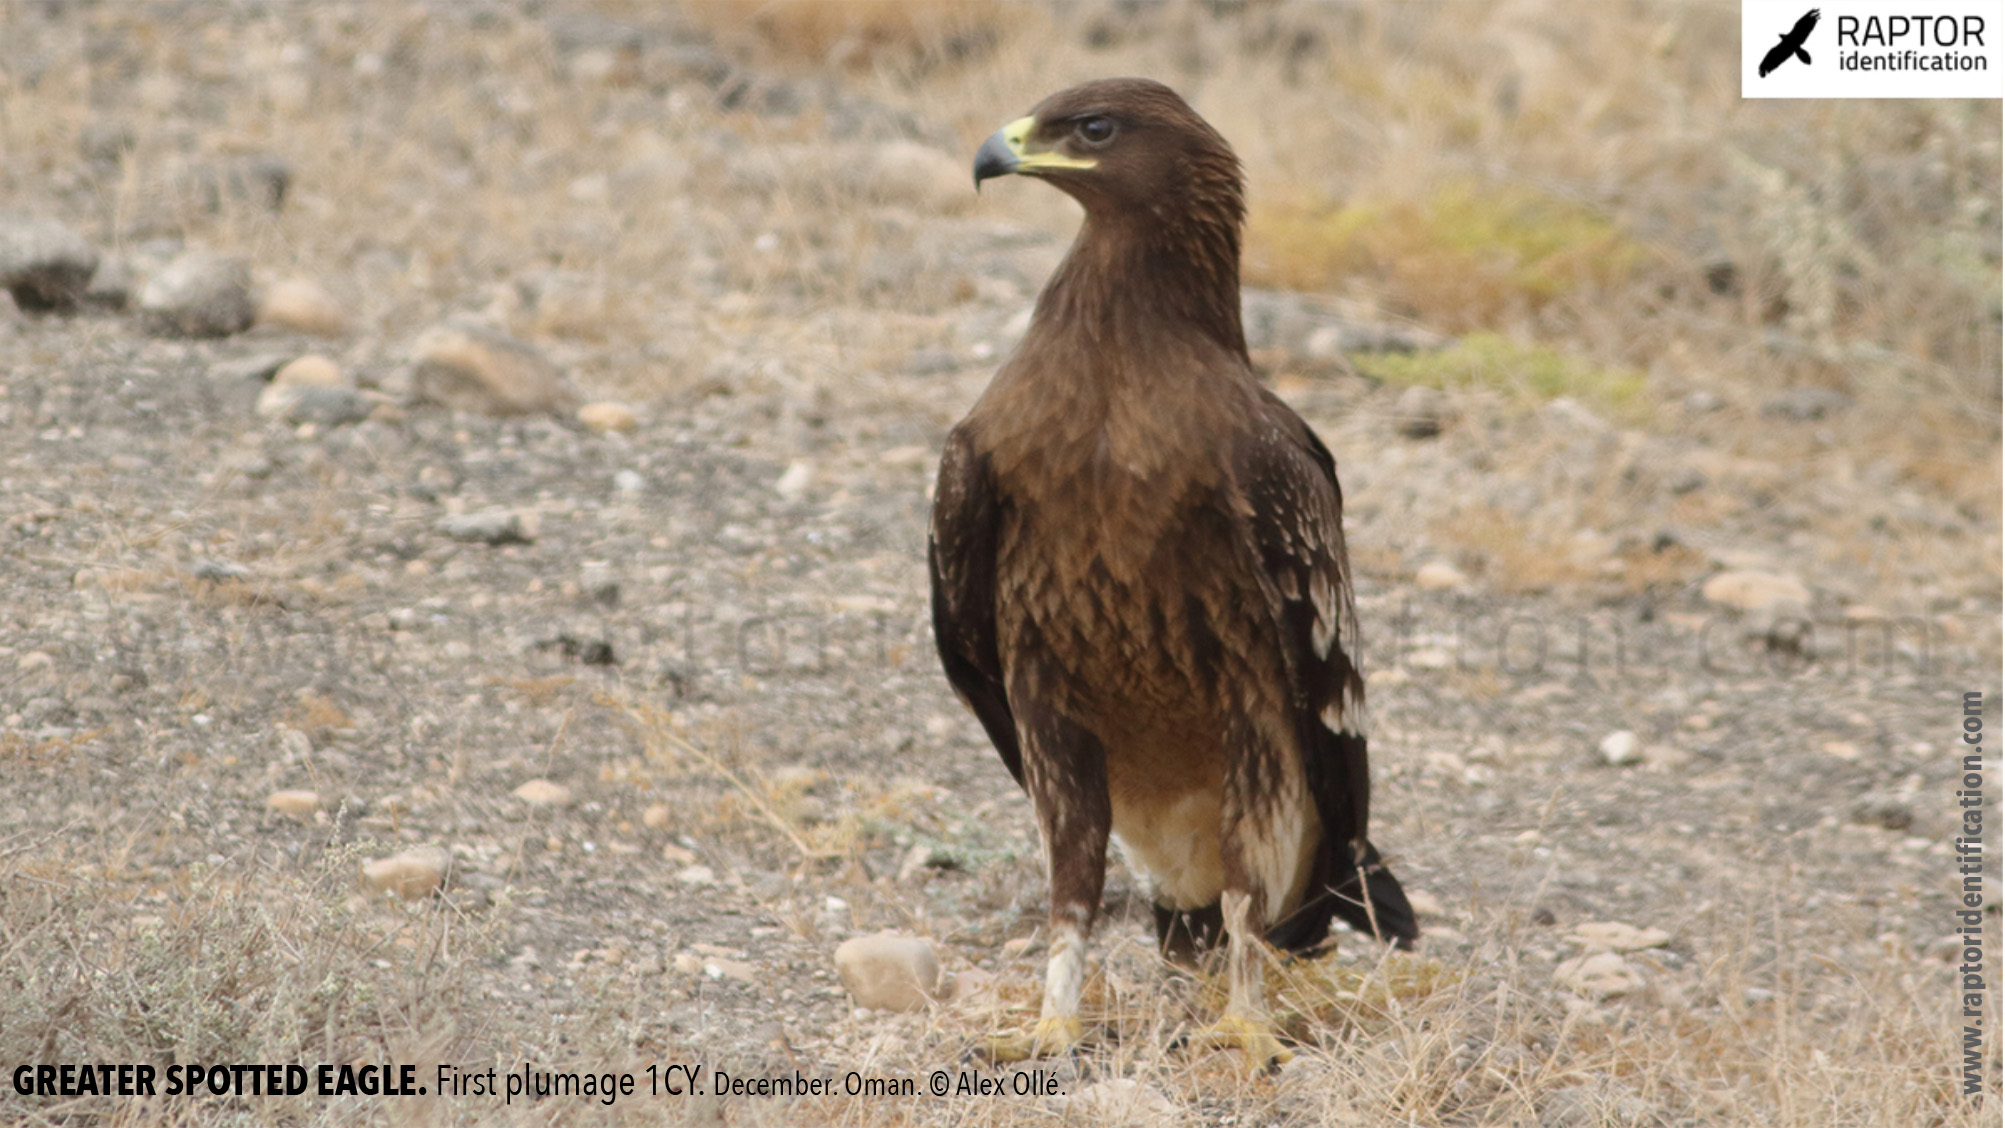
1356, 332, 1648, 413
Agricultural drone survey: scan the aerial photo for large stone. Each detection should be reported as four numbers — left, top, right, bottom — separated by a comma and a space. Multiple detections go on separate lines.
410, 319, 568, 415
271, 354, 345, 389
833, 932, 941, 1011
1553, 951, 1643, 999
360, 847, 449, 900
257, 278, 349, 336
0, 212, 100, 311
139, 251, 255, 338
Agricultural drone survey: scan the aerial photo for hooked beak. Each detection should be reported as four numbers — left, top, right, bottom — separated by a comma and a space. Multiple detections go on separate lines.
972, 115, 1097, 190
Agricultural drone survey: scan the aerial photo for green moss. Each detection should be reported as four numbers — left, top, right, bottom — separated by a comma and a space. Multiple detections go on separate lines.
1357, 332, 1648, 413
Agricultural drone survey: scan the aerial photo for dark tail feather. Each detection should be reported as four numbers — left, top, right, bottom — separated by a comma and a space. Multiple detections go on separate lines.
1327, 840, 1418, 949
1263, 722, 1420, 953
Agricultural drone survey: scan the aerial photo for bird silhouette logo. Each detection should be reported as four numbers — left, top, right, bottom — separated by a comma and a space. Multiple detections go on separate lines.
1759, 9, 1821, 77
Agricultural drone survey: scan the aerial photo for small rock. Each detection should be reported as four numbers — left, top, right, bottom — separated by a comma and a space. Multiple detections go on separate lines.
833, 932, 941, 1012
577, 401, 637, 434
512, 779, 573, 807
210, 352, 294, 383
1415, 560, 1466, 591
1683, 390, 1723, 414
613, 469, 645, 495
1822, 740, 1861, 761
775, 460, 813, 500
257, 278, 348, 336
1571, 921, 1672, 953
360, 847, 449, 900
1553, 951, 1643, 999
642, 802, 673, 829
0, 211, 100, 311
675, 864, 716, 887
1543, 396, 1608, 432
1666, 466, 1707, 495
1599, 730, 1640, 766
410, 318, 568, 415
1702, 570, 1810, 614
1393, 384, 1449, 439
266, 790, 321, 817
271, 354, 345, 389
1762, 387, 1851, 422
257, 385, 370, 427
1851, 792, 1914, 831
139, 250, 255, 338
704, 958, 758, 984
192, 558, 251, 581
1054, 1079, 1180, 1127
438, 507, 533, 545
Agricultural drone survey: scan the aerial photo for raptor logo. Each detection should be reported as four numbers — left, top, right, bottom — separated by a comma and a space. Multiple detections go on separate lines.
1760, 8, 1822, 75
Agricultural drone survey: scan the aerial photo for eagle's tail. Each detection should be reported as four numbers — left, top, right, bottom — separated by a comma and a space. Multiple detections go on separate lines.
1266, 727, 1420, 953
1326, 839, 1419, 949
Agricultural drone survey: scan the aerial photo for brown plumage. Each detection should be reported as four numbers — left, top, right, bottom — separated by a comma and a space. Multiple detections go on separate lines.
931, 78, 1416, 1065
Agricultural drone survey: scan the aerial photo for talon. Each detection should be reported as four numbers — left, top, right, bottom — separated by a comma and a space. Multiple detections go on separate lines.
983, 1016, 1087, 1062
1183, 1015, 1293, 1071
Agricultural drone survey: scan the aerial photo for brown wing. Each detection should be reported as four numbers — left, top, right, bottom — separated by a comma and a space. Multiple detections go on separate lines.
1238, 391, 1416, 948
928, 426, 1023, 786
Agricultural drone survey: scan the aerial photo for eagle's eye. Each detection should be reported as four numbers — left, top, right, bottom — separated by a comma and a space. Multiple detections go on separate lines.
1074, 116, 1116, 146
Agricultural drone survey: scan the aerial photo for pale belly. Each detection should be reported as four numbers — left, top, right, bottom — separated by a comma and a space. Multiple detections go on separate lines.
1108, 778, 1322, 920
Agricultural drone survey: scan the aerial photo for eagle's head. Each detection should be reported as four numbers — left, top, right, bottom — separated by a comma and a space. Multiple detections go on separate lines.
972, 77, 1243, 227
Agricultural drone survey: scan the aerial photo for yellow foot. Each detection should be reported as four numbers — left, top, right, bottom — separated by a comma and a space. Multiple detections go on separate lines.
982, 1016, 1087, 1063
1183, 1015, 1294, 1071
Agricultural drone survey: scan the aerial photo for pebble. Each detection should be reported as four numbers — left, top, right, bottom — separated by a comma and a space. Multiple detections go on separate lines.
1598, 730, 1640, 766
613, 469, 645, 494
577, 401, 638, 434
360, 847, 449, 900
642, 802, 673, 829
139, 250, 255, 338
1393, 384, 1450, 439
1850, 792, 1914, 831
271, 354, 345, 389
265, 790, 321, 817
833, 932, 941, 1012
1702, 570, 1810, 614
0, 211, 99, 310
1553, 951, 1643, 999
1414, 560, 1467, 591
257, 385, 370, 427
675, 864, 716, 886
1053, 1079, 1180, 1127
1570, 921, 1671, 952
211, 352, 295, 383
438, 507, 534, 545
410, 318, 568, 415
512, 779, 574, 807
257, 278, 349, 336
774, 460, 813, 500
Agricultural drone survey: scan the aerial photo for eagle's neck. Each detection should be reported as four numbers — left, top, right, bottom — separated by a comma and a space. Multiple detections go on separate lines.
1035, 196, 1249, 379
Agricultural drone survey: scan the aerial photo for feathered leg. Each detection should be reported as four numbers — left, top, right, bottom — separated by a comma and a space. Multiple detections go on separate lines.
986, 701, 1110, 1061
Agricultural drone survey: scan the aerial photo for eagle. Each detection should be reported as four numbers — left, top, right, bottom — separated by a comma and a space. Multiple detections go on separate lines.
1759, 9, 1819, 77
929, 78, 1417, 1067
